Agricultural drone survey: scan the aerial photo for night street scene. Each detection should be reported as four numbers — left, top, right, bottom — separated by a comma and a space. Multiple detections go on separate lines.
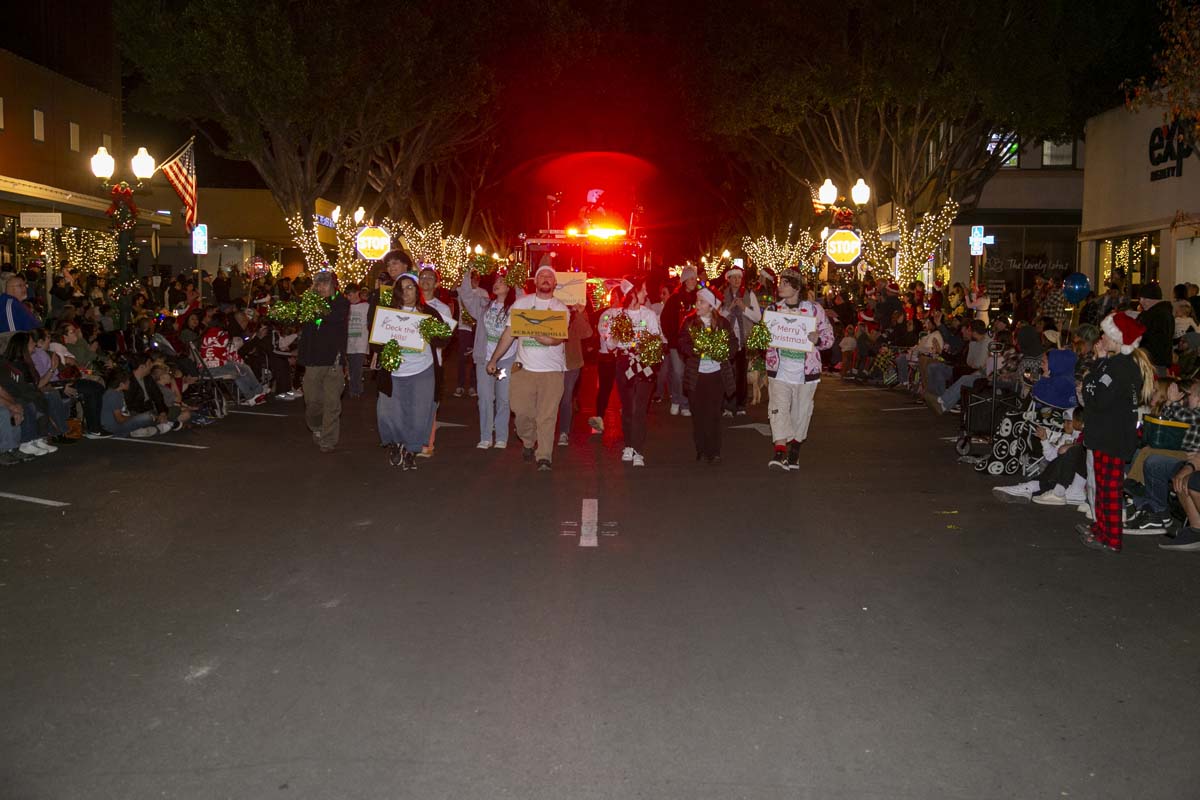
2, 1, 1200, 797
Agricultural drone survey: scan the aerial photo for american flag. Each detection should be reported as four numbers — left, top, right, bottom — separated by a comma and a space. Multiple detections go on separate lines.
160, 138, 197, 232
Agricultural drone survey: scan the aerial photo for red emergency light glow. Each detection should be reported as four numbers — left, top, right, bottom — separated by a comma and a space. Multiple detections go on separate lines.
572, 227, 627, 240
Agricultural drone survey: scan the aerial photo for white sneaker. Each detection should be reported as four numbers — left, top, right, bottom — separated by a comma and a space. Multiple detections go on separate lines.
494, 440, 508, 449
669, 403, 679, 416
292, 389, 304, 397
130, 427, 157, 438
34, 438, 57, 453
156, 422, 174, 434
722, 409, 734, 418
681, 408, 691, 417
992, 482, 1038, 503
19, 442, 48, 457
476, 440, 492, 449
558, 433, 569, 446
1064, 494, 1088, 506
1032, 491, 1067, 506
621, 446, 635, 462
632, 452, 645, 467
1077, 504, 1092, 518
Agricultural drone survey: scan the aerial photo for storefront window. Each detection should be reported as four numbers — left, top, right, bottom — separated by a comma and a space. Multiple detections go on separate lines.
988, 132, 1019, 168
977, 225, 1078, 294
1042, 140, 1075, 167
0, 216, 14, 267
1097, 231, 1159, 289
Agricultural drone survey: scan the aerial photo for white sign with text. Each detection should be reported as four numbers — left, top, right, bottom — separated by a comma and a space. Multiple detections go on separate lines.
764, 309, 816, 353
369, 307, 429, 350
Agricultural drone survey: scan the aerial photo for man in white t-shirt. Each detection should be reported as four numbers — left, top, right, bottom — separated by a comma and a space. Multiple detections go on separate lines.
486, 263, 567, 471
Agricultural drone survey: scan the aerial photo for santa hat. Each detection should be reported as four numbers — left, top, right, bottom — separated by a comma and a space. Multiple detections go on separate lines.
697, 288, 721, 310
1101, 311, 1146, 354
886, 281, 900, 294
680, 266, 698, 282
759, 267, 777, 284
934, 279, 944, 290
858, 310, 875, 324
535, 264, 556, 280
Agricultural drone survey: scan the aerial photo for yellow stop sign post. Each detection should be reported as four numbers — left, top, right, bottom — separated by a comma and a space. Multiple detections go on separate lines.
355, 226, 391, 261
825, 229, 862, 266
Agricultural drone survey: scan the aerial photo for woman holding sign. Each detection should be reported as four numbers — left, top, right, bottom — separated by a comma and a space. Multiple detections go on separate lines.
764, 269, 835, 472
372, 271, 452, 470
458, 268, 518, 448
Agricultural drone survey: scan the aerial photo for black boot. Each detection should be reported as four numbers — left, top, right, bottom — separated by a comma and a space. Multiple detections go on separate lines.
786, 441, 801, 471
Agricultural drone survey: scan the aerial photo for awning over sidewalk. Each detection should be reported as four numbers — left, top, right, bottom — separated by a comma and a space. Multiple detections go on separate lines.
0, 173, 172, 228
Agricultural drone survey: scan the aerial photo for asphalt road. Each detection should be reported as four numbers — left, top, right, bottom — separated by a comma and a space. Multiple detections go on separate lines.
1, 370, 1198, 799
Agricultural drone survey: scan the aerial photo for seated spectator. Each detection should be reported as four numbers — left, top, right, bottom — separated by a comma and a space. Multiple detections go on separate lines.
0, 274, 39, 334
5, 331, 72, 446
838, 324, 857, 374
1174, 300, 1197, 340
199, 312, 266, 405
994, 411, 1087, 506
125, 354, 186, 431
1127, 378, 1200, 493
1031, 349, 1078, 410
925, 319, 993, 414
101, 368, 167, 438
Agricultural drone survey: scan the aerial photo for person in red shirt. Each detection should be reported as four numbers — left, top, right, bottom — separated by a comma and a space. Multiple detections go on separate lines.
200, 312, 266, 404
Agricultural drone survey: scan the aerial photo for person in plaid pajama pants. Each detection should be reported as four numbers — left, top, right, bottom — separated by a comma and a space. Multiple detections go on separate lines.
1078, 312, 1155, 553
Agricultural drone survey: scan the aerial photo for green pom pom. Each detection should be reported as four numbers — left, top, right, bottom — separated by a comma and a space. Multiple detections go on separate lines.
633, 330, 664, 366
589, 280, 610, 310
380, 340, 404, 371
268, 301, 299, 322
470, 254, 498, 276
419, 316, 453, 342
691, 326, 730, 362
378, 286, 393, 307
746, 320, 771, 352
503, 262, 528, 288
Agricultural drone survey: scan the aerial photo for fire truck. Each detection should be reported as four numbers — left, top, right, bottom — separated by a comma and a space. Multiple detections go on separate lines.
520, 189, 650, 278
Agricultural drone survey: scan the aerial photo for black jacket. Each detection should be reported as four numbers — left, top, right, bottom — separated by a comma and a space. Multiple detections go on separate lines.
126, 373, 168, 416
1082, 352, 1142, 460
1137, 301, 1174, 368
297, 293, 350, 367
661, 287, 697, 351
679, 312, 736, 397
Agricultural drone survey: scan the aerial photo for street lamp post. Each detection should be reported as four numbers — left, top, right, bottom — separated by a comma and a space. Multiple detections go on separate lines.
91, 144, 156, 323
814, 177, 873, 287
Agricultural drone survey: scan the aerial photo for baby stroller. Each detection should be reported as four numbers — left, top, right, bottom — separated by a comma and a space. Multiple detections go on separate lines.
973, 397, 1069, 477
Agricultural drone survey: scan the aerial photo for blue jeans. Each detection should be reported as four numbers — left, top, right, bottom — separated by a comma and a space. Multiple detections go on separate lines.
940, 373, 983, 410
926, 362, 954, 398
669, 349, 688, 409
559, 367, 580, 436
347, 353, 366, 396
1142, 454, 1186, 514
106, 411, 156, 436
475, 360, 512, 444
208, 362, 263, 398
377, 367, 436, 451
0, 406, 20, 450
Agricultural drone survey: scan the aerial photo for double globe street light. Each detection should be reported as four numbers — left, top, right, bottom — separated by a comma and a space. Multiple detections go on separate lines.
90, 145, 158, 298
817, 178, 872, 208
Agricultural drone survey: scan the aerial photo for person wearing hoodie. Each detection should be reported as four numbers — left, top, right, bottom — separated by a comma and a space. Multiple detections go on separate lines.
1076, 311, 1156, 553
1135, 283, 1174, 374
458, 266, 518, 449
1031, 348, 1078, 411
764, 269, 835, 472
660, 267, 699, 416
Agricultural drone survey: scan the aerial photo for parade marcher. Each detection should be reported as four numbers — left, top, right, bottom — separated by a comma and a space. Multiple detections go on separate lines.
765, 269, 835, 471
345, 283, 370, 399
680, 287, 735, 463
418, 265, 453, 458
720, 265, 762, 417
297, 271, 349, 453
459, 268, 518, 448
486, 263, 567, 471
375, 272, 450, 469
661, 266, 699, 416
455, 271, 486, 399
558, 303, 594, 446
589, 284, 626, 434
610, 277, 662, 466
1076, 312, 1155, 552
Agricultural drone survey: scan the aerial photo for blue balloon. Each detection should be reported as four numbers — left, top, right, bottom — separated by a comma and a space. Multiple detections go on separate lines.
1063, 272, 1091, 305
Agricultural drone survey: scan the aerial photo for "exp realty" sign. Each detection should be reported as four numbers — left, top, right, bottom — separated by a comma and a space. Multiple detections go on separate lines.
1149, 119, 1194, 182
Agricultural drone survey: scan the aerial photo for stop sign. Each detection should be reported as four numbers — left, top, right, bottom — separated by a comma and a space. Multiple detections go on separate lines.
355, 226, 391, 260
825, 229, 862, 265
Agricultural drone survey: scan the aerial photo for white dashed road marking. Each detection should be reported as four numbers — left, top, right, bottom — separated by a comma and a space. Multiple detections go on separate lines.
0, 491, 70, 508
580, 498, 598, 548
105, 438, 210, 450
